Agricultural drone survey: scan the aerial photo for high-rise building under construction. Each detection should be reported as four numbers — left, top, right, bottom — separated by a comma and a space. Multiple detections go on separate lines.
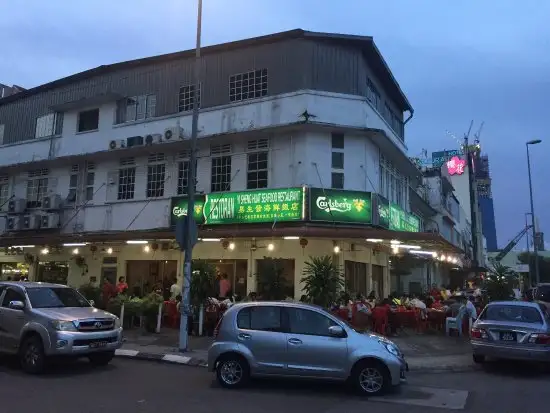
475, 154, 498, 251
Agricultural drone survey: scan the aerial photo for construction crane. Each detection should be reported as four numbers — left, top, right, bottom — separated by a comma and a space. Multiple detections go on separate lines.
493, 225, 533, 263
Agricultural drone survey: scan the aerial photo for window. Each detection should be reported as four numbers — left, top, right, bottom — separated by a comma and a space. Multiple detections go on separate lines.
77, 109, 99, 132
0, 175, 9, 206
331, 133, 344, 149
0, 124, 4, 145
1, 288, 25, 307
481, 304, 542, 324
366, 78, 381, 110
118, 94, 156, 123
331, 152, 344, 169
26, 169, 49, 208
26, 287, 90, 308
118, 159, 136, 200
229, 69, 268, 102
211, 156, 231, 192
147, 164, 166, 198
236, 306, 282, 332
331, 172, 344, 189
35, 113, 63, 138
286, 308, 337, 336
179, 84, 201, 112
177, 158, 197, 195
379, 155, 408, 208
85, 162, 95, 202
68, 165, 79, 204
247, 152, 268, 189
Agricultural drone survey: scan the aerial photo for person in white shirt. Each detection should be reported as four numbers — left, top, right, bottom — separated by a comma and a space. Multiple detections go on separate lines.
465, 296, 477, 319
170, 279, 181, 299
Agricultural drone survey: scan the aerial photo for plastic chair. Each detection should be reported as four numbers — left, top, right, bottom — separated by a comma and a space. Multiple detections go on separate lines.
446, 306, 466, 336
371, 307, 389, 335
414, 308, 429, 333
164, 301, 180, 328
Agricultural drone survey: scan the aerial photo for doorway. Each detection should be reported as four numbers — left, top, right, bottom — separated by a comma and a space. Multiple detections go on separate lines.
344, 261, 368, 296
37, 261, 69, 284
371, 264, 385, 299
206, 259, 248, 299
125, 260, 178, 298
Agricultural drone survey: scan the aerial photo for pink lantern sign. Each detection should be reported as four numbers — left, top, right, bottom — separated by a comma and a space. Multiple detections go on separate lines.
446, 156, 466, 175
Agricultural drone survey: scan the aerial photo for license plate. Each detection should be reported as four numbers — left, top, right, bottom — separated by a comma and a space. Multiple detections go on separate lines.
89, 341, 108, 348
500, 332, 516, 341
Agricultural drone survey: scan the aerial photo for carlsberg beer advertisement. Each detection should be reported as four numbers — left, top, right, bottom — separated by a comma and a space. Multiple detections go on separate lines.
170, 188, 304, 227
309, 188, 372, 224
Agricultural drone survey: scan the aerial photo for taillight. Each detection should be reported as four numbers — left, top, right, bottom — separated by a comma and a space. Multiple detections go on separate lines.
471, 328, 488, 339
528, 333, 550, 344
213, 316, 224, 340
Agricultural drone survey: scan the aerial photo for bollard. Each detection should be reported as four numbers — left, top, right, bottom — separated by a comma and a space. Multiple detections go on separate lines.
156, 302, 163, 333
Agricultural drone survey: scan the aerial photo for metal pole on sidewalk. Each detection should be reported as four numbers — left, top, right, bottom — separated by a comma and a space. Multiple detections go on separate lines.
526, 139, 541, 285
179, 0, 203, 352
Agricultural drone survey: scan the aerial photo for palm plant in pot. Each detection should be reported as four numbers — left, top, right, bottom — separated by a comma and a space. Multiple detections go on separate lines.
301, 255, 344, 308
485, 262, 518, 301
190, 260, 217, 335
256, 257, 292, 300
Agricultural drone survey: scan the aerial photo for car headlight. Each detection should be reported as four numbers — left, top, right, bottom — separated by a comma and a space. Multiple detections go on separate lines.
51, 320, 77, 331
114, 317, 122, 329
381, 341, 401, 357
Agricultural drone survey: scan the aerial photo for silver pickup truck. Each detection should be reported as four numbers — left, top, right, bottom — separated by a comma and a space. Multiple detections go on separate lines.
0, 281, 123, 374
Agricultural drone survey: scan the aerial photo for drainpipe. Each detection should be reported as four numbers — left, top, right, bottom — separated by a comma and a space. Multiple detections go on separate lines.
404, 109, 414, 125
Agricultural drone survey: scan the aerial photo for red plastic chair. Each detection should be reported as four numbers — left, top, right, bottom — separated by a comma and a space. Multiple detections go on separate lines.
414, 308, 429, 333
371, 307, 388, 335
164, 301, 180, 328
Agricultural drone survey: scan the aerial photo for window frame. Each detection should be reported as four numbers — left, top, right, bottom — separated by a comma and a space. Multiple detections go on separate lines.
179, 83, 201, 112
77, 108, 100, 133
229, 69, 268, 102
246, 151, 268, 190
211, 155, 232, 192
1, 287, 26, 308
331, 172, 344, 189
117, 167, 136, 201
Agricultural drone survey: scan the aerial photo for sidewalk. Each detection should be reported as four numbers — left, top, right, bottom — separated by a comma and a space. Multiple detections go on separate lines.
117, 328, 476, 372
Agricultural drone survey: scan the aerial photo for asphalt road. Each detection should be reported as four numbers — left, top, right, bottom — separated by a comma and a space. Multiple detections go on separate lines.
1, 356, 550, 413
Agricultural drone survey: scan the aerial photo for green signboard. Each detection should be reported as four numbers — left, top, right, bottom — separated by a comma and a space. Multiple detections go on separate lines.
389, 203, 420, 232
309, 188, 372, 224
373, 194, 390, 229
170, 188, 304, 226
432, 149, 462, 168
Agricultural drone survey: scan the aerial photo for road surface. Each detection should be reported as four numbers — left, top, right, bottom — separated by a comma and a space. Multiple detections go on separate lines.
0, 356, 548, 412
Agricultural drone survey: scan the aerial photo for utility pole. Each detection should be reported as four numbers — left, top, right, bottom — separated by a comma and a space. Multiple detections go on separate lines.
526, 139, 542, 285
179, 0, 203, 352
464, 133, 479, 269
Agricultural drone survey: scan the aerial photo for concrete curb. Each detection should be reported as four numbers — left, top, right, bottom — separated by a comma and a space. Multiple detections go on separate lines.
115, 349, 475, 373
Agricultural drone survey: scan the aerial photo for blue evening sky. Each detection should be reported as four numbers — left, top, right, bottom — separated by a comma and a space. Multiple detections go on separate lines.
1, 0, 548, 248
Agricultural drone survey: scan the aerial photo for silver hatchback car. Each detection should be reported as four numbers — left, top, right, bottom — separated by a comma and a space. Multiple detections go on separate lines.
208, 301, 407, 396
471, 300, 550, 363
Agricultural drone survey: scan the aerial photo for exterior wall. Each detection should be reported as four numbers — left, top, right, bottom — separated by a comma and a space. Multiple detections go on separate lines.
0, 92, 414, 235
0, 239, 389, 299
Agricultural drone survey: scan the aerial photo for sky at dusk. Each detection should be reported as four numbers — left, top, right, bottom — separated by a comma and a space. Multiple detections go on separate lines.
1, 0, 548, 248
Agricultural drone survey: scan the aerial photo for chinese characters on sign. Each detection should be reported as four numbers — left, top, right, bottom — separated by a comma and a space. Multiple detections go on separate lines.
446, 156, 466, 176
389, 203, 420, 232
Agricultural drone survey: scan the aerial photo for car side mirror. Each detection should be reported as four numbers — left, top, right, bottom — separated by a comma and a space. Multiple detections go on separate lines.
328, 325, 345, 337
89, 300, 95, 307
9, 300, 25, 310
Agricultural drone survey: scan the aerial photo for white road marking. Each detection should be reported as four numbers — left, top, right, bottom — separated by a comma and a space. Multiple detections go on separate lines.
162, 354, 192, 364
372, 385, 469, 410
115, 349, 140, 357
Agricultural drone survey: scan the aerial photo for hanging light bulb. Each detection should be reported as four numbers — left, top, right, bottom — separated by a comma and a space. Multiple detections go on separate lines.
106, 247, 113, 254
72, 248, 79, 255
144, 245, 150, 253
229, 242, 235, 250
333, 245, 340, 254
267, 243, 274, 251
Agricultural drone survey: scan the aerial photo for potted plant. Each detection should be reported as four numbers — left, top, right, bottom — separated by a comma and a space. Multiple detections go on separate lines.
141, 292, 164, 333
190, 260, 217, 335
78, 283, 101, 307
301, 255, 344, 308
256, 257, 292, 300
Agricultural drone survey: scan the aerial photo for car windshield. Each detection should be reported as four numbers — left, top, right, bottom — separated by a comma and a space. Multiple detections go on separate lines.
26, 287, 91, 308
482, 304, 542, 324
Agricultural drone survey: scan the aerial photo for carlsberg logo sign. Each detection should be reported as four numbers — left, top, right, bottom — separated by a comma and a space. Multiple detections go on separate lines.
173, 206, 188, 218
316, 196, 352, 213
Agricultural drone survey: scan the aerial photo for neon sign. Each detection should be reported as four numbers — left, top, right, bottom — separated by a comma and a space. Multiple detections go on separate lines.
446, 156, 466, 175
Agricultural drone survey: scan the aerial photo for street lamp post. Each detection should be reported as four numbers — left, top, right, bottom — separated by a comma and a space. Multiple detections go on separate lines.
526, 139, 541, 285
179, 0, 203, 352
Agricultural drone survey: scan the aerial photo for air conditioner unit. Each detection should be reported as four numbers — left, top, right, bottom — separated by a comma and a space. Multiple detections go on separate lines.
126, 136, 144, 147
42, 194, 62, 210
21, 214, 41, 230
108, 140, 118, 150
6, 216, 22, 231
7, 198, 26, 214
145, 134, 163, 145
40, 213, 60, 229
164, 127, 183, 140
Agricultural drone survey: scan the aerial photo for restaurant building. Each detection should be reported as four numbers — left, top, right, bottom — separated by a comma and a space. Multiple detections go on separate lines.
0, 29, 463, 297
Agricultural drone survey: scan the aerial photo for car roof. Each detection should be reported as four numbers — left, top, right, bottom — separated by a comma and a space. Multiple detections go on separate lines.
486, 300, 540, 308
0, 281, 69, 289
227, 301, 325, 312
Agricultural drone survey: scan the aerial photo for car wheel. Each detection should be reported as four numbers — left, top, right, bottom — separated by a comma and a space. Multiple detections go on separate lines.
352, 360, 391, 396
20, 336, 46, 374
88, 351, 115, 366
216, 354, 250, 389
473, 354, 485, 364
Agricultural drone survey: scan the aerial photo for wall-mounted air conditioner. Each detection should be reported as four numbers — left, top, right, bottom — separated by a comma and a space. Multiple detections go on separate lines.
145, 134, 163, 145
40, 213, 60, 229
7, 198, 26, 214
108, 140, 119, 150
42, 194, 62, 210
21, 214, 41, 230
6, 216, 22, 231
164, 127, 183, 140
126, 136, 144, 147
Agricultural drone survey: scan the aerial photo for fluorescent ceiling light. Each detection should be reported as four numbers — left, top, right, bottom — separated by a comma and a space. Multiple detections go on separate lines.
366, 239, 383, 243
283, 236, 300, 240
201, 238, 221, 242
10, 245, 35, 248
126, 240, 148, 245
411, 250, 438, 256
398, 245, 421, 250
390, 240, 401, 245
63, 243, 87, 247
